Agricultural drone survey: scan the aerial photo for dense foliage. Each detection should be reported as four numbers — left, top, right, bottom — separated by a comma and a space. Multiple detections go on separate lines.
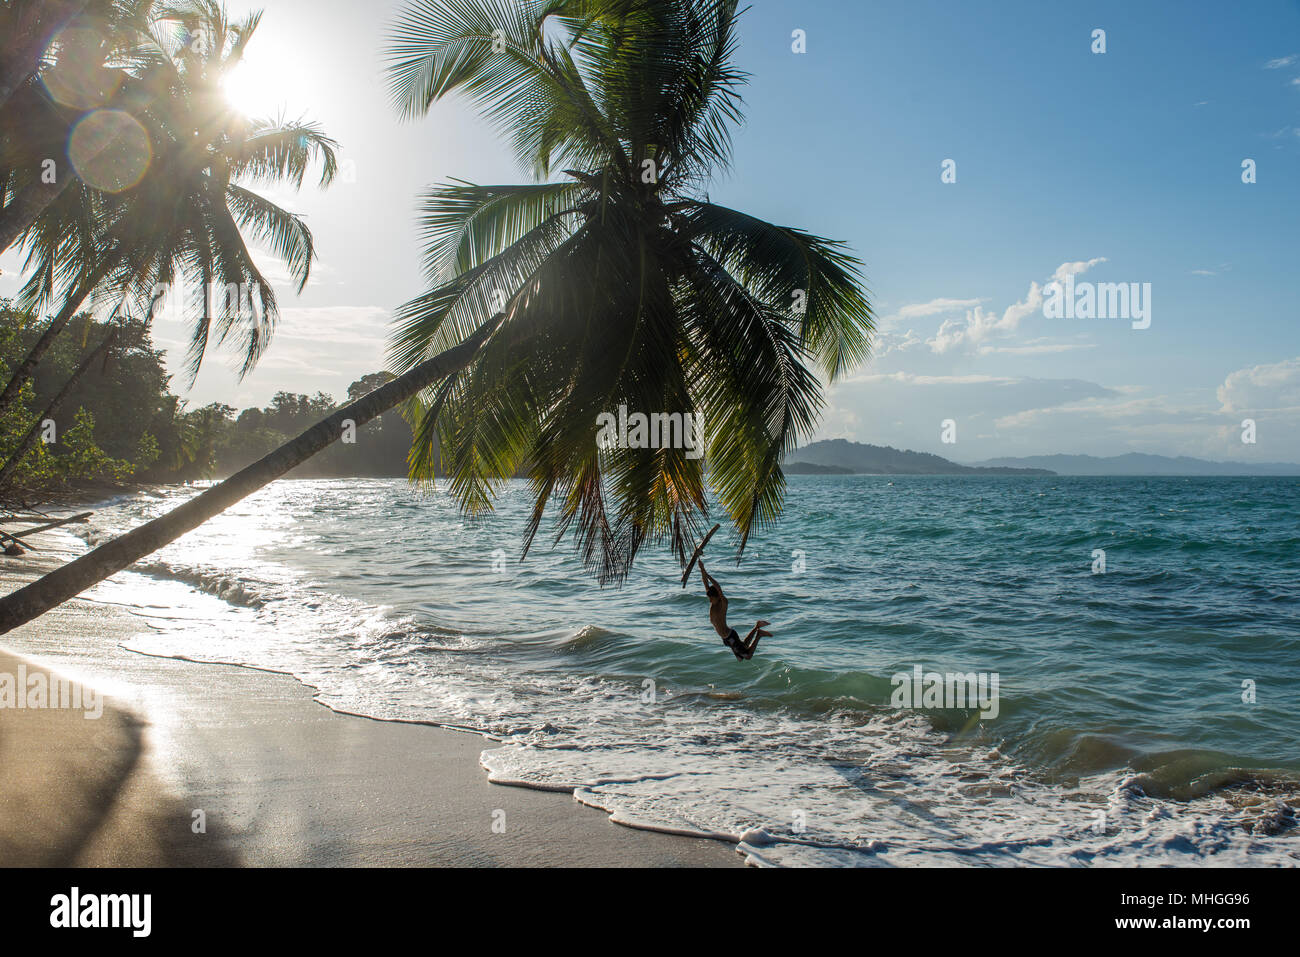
0, 301, 413, 492
386, 0, 874, 583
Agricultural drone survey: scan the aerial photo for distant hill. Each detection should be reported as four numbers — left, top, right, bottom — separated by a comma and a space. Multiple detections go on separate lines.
784, 461, 855, 475
787, 439, 1054, 475
970, 453, 1300, 476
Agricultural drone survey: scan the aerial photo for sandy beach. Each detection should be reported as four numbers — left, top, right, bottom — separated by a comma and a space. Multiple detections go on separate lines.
0, 533, 742, 868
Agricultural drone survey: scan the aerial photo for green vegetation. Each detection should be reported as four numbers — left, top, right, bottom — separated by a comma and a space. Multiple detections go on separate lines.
0, 0, 337, 439
0, 0, 875, 634
0, 302, 413, 493
386, 0, 874, 583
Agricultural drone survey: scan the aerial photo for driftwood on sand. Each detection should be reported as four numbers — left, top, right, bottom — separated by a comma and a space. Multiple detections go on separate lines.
0, 511, 92, 557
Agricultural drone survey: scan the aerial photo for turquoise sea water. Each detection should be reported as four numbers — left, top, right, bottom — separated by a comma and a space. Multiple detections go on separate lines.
78, 475, 1300, 865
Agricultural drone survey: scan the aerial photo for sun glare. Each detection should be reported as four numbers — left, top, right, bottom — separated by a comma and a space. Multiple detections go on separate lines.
221, 58, 303, 119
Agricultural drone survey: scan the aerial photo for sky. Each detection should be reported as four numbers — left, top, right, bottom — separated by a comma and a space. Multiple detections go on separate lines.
3, 0, 1299, 462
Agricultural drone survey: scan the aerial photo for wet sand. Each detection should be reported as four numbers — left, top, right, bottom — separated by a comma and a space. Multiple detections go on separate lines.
0, 538, 743, 867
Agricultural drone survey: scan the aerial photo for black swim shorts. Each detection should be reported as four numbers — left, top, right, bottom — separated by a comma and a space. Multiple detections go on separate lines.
722, 628, 751, 661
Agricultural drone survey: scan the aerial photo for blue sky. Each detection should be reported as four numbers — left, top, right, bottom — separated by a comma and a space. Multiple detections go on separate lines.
3, 0, 1297, 461
722, 0, 1300, 462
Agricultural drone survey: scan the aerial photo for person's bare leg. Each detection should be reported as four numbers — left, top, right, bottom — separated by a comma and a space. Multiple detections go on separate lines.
743, 621, 771, 655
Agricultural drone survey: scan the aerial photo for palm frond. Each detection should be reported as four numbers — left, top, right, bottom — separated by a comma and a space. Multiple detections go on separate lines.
683, 201, 875, 379
381, 0, 873, 585
229, 118, 340, 190
224, 182, 316, 292
384, 0, 627, 176
416, 178, 585, 282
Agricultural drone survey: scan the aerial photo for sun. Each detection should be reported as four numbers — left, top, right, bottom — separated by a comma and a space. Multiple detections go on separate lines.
221, 57, 304, 119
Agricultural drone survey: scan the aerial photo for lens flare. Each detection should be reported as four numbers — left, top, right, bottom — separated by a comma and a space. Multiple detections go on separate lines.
68, 110, 152, 193
41, 26, 123, 110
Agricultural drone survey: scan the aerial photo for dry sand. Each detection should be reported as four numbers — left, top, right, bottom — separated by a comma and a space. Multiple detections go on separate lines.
0, 534, 743, 867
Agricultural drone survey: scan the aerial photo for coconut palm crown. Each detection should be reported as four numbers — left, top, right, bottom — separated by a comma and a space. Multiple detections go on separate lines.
386, 0, 875, 583
7, 0, 339, 382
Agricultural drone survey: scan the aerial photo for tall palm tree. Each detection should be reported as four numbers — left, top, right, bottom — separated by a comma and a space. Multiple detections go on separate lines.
100, 1, 339, 380
387, 0, 873, 583
0, 0, 155, 253
0, 0, 874, 634
0, 8, 161, 416
0, 1, 337, 422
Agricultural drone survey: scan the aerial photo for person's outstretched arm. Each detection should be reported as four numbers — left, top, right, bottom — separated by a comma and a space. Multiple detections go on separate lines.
702, 564, 723, 598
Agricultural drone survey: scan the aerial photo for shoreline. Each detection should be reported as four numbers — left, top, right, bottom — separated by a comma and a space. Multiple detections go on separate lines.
15, 484, 1295, 867
0, 536, 744, 867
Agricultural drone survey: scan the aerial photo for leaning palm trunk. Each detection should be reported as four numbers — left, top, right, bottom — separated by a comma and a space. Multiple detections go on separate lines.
0, 325, 119, 491
0, 318, 498, 634
0, 264, 109, 418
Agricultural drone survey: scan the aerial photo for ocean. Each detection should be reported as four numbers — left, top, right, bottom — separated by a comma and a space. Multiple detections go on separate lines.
69, 475, 1300, 865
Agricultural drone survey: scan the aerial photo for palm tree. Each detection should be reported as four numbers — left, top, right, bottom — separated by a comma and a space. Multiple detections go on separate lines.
96, 1, 339, 380
0, 177, 121, 419
0, 1, 155, 253
0, 0, 91, 107
0, 0, 874, 634
0, 1, 337, 421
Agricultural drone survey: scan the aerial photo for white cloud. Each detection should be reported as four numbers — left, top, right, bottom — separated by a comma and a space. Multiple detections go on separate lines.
161, 305, 393, 407
925, 258, 1107, 355
1050, 257, 1108, 283
979, 361, 1300, 461
985, 392, 1264, 460
928, 284, 1043, 354
871, 327, 927, 357
1264, 55, 1297, 69
882, 297, 985, 324
847, 371, 1020, 386
249, 249, 336, 291
1216, 356, 1300, 414
823, 354, 1300, 461
994, 393, 1189, 430
815, 373, 1120, 455
0, 250, 24, 300
978, 341, 1096, 356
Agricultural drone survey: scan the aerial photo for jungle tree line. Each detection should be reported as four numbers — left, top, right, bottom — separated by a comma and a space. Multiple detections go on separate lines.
0, 303, 414, 492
